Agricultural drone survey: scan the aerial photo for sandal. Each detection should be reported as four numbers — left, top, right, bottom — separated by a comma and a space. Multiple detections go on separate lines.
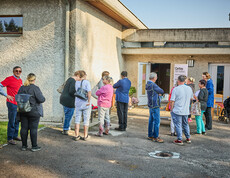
73, 136, 81, 141
83, 135, 90, 141
153, 137, 164, 143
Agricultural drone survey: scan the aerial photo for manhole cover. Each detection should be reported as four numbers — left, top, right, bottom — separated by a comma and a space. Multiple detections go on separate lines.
156, 152, 173, 157
149, 151, 180, 159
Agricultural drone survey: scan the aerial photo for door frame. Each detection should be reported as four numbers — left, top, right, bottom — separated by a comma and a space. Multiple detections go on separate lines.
137, 62, 151, 105
209, 63, 230, 101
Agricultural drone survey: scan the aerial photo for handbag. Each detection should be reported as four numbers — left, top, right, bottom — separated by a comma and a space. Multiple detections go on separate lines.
191, 102, 201, 116
57, 81, 66, 94
74, 80, 88, 100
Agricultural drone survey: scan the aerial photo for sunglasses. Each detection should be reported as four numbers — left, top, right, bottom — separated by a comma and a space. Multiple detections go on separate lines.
15, 70, 22, 73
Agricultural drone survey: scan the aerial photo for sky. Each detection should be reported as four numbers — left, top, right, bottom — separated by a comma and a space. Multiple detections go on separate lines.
120, 0, 230, 29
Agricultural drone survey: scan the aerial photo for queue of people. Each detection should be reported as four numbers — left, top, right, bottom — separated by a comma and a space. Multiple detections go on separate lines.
0, 65, 215, 150
60, 70, 131, 141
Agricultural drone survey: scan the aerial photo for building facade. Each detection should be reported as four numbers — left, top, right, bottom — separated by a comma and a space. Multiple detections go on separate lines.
0, 0, 229, 122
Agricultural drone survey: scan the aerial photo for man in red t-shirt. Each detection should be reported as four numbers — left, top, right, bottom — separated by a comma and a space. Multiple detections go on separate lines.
0, 66, 23, 145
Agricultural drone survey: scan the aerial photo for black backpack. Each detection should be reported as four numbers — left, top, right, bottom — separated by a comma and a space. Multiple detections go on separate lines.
15, 94, 32, 113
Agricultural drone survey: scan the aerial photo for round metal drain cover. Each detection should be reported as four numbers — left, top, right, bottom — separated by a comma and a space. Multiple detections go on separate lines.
156, 152, 173, 157
149, 151, 180, 159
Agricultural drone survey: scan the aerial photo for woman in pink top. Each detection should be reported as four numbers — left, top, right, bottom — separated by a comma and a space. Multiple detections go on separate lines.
95, 76, 114, 136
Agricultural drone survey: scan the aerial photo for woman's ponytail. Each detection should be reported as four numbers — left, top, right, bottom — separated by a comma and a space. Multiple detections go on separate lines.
24, 73, 36, 86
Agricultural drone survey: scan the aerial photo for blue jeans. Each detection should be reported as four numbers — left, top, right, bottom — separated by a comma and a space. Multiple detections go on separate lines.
148, 107, 160, 138
7, 102, 19, 140
171, 112, 190, 141
63, 106, 75, 131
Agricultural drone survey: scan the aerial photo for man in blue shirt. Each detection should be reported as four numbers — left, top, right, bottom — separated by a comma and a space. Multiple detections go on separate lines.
170, 75, 193, 146
113, 71, 131, 131
146, 72, 164, 143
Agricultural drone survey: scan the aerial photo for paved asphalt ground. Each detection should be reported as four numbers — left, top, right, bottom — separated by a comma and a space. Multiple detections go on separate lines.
0, 107, 230, 178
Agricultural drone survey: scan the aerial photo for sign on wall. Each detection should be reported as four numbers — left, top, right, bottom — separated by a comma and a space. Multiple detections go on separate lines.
174, 64, 188, 85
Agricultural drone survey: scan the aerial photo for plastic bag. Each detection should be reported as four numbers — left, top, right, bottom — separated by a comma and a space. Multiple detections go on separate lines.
191, 102, 201, 116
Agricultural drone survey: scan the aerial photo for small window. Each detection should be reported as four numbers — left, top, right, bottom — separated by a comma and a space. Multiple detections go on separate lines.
0, 15, 23, 36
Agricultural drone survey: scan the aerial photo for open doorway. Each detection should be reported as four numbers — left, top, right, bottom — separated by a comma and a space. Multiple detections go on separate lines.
138, 62, 171, 105
151, 63, 170, 94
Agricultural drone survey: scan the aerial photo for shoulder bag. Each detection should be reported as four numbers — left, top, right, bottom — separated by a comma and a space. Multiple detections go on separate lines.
74, 80, 88, 100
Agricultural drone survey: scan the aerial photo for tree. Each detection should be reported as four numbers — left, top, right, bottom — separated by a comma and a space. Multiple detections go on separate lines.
4, 18, 18, 32
0, 21, 4, 32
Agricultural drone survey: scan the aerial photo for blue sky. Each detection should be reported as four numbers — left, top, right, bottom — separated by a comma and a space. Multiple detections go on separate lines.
120, 0, 230, 29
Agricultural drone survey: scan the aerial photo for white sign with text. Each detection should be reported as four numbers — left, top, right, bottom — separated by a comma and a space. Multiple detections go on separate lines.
174, 64, 188, 85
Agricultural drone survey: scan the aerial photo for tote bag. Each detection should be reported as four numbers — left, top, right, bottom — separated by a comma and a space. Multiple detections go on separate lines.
191, 102, 201, 116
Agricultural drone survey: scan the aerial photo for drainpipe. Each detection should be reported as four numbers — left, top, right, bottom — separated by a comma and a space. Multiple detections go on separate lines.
64, 0, 70, 80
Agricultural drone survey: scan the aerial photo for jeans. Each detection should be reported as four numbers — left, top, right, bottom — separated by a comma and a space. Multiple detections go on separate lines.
98, 106, 110, 126
148, 107, 160, 138
171, 112, 190, 141
117, 101, 128, 129
195, 110, 206, 133
204, 107, 212, 130
7, 102, 19, 140
63, 106, 75, 131
20, 115, 40, 147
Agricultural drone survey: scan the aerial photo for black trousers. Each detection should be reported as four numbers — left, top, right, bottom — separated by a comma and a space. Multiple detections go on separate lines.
20, 114, 40, 148
204, 107, 212, 130
117, 101, 128, 129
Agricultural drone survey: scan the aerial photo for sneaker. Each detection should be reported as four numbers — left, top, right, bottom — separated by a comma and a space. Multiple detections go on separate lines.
8, 139, 16, 145
202, 132, 206, 135
147, 136, 154, 140
195, 133, 202, 135
171, 133, 177, 136
31, 146, 41, 152
95, 132, 103, 137
73, 136, 81, 141
173, 140, 184, 146
62, 130, 69, 135
153, 137, 164, 143
186, 138, 191, 144
188, 118, 193, 123
115, 127, 126, 131
13, 137, 22, 141
21, 146, 28, 151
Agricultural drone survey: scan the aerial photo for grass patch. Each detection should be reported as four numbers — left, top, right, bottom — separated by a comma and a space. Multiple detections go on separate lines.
0, 121, 45, 145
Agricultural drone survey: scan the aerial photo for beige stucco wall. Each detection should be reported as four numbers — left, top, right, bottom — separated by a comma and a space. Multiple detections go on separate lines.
70, 0, 124, 102
124, 54, 230, 95
0, 0, 65, 121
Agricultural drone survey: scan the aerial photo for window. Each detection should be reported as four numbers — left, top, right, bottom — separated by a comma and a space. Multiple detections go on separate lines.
0, 15, 23, 36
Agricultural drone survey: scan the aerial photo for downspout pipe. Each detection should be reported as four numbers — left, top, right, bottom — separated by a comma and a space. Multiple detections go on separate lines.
64, 0, 70, 80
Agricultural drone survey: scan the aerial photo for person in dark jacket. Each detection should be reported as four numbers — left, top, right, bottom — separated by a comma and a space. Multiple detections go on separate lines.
60, 72, 79, 135
194, 79, 208, 135
202, 72, 214, 130
146, 72, 164, 143
113, 71, 131, 131
17, 73, 45, 152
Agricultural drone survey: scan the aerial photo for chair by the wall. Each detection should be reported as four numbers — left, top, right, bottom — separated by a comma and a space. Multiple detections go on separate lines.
214, 94, 224, 116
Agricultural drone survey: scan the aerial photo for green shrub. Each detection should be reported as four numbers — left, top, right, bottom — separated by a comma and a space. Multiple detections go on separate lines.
129, 86, 136, 96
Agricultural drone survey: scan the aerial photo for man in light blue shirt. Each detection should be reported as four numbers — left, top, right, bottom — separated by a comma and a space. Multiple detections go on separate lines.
170, 75, 193, 146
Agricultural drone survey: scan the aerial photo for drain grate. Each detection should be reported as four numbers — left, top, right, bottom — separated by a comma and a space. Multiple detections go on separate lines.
149, 151, 180, 159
